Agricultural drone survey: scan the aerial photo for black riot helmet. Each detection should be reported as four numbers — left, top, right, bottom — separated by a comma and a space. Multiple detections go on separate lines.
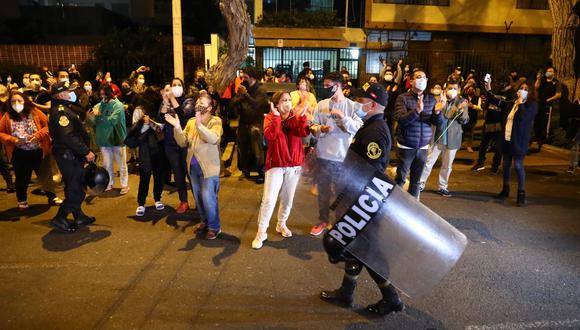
84, 162, 110, 195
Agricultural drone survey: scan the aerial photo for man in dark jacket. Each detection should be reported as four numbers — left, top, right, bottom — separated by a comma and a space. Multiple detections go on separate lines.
231, 66, 269, 183
394, 69, 443, 198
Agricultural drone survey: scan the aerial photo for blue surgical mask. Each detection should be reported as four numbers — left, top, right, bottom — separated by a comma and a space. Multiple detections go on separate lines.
355, 102, 371, 119
68, 91, 77, 103
517, 89, 528, 100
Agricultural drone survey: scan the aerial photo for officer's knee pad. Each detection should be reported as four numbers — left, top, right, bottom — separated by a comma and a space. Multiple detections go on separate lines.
345, 260, 363, 276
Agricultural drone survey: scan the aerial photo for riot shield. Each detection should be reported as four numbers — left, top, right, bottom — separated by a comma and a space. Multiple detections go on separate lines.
326, 151, 467, 298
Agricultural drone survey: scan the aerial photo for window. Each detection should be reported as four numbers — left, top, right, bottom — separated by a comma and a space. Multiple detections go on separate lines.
516, 0, 549, 10
373, 0, 450, 6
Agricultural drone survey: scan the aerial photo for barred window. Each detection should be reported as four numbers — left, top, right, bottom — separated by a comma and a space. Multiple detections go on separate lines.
373, 0, 450, 6
516, 0, 549, 10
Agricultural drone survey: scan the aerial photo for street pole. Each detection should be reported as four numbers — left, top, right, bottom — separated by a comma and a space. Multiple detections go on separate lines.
345, 0, 349, 28
172, 0, 184, 79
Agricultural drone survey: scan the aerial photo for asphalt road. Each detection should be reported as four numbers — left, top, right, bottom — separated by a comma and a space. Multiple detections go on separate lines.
0, 147, 579, 330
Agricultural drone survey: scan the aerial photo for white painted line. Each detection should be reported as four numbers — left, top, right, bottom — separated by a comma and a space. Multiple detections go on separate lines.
466, 319, 580, 330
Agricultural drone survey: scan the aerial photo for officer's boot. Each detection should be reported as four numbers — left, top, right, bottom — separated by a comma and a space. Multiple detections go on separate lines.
320, 274, 356, 308
367, 283, 405, 315
49, 216, 75, 233
74, 212, 96, 228
496, 184, 509, 199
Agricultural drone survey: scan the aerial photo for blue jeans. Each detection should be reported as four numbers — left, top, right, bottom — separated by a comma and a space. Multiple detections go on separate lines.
189, 167, 221, 231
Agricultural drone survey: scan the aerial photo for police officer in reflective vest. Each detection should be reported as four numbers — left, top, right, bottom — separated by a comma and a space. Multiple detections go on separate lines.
48, 81, 96, 232
320, 84, 404, 315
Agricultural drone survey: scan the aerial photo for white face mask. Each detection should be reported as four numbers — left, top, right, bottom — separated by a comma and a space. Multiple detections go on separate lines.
446, 89, 458, 99
517, 89, 528, 100
171, 85, 184, 98
137, 78, 145, 85
308, 74, 315, 80
280, 100, 292, 113
106, 77, 112, 83
545, 72, 553, 78
59, 78, 69, 83
13, 103, 24, 113
414, 78, 427, 91
432, 88, 441, 96
84, 85, 92, 92
384, 74, 393, 82
298, 83, 307, 91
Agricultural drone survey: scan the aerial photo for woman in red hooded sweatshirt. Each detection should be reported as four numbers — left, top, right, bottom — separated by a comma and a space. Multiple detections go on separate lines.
252, 91, 310, 249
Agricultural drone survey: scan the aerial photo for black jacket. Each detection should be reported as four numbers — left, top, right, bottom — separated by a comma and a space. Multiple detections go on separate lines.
231, 82, 269, 128
350, 114, 392, 172
48, 101, 91, 160
125, 120, 165, 173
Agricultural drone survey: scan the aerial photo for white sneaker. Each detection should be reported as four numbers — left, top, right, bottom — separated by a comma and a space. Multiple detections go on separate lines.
135, 206, 145, 217
154, 201, 165, 210
252, 232, 268, 249
275, 223, 292, 238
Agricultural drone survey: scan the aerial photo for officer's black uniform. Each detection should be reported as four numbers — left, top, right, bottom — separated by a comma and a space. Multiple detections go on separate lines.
320, 84, 404, 316
48, 82, 93, 232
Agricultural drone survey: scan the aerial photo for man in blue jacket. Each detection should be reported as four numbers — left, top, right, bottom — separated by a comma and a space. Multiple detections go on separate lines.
394, 69, 444, 198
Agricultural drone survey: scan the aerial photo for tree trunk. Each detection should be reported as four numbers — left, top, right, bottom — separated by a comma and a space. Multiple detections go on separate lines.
207, 0, 251, 95
549, 0, 580, 101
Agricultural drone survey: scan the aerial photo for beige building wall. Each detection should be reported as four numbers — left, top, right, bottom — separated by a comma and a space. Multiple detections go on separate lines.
368, 1, 552, 35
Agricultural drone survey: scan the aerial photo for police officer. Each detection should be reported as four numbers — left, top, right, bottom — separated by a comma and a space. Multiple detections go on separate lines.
48, 82, 96, 232
320, 84, 404, 315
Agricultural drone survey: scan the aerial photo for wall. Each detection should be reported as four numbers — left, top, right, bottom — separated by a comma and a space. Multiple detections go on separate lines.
368, 0, 552, 35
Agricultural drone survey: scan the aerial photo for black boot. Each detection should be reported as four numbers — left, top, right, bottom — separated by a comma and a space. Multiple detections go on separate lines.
49, 217, 76, 233
74, 214, 96, 228
320, 275, 356, 308
366, 284, 405, 315
496, 184, 509, 199
516, 190, 525, 207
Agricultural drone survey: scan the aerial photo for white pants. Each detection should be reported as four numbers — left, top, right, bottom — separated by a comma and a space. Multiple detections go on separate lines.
420, 144, 458, 190
101, 146, 129, 188
257, 166, 302, 233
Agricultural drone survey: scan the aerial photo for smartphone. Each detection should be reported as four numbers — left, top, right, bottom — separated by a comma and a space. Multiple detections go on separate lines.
484, 73, 491, 83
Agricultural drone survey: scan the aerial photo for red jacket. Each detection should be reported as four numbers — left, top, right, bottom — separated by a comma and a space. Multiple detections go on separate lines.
263, 112, 309, 171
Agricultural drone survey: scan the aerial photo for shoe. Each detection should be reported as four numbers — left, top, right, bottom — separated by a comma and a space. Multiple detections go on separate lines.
154, 201, 165, 210
310, 222, 328, 236
320, 289, 354, 308
516, 190, 525, 207
567, 166, 576, 174
255, 176, 265, 184
496, 185, 509, 199
471, 163, 485, 172
205, 229, 221, 240
467, 147, 474, 153
120, 186, 130, 195
366, 299, 405, 315
48, 197, 63, 206
252, 232, 268, 249
105, 185, 113, 192
193, 222, 207, 234
17, 201, 29, 210
419, 182, 425, 192
50, 217, 75, 232
6, 183, 15, 193
176, 202, 189, 214
275, 222, 292, 238
136, 206, 146, 216
74, 215, 96, 228
437, 189, 452, 197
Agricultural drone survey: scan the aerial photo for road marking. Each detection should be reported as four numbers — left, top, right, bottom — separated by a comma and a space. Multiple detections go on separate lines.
466, 319, 580, 330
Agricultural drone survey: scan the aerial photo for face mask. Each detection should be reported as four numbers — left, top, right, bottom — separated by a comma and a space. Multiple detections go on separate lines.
59, 78, 69, 83
137, 78, 145, 85
355, 102, 371, 119
195, 104, 211, 114
384, 74, 393, 82
106, 77, 112, 83
322, 85, 338, 99
414, 78, 427, 91
404, 67, 409, 72
545, 72, 553, 78
68, 91, 77, 103
84, 85, 92, 92
6, 77, 12, 83
121, 86, 131, 93
171, 86, 183, 98
517, 89, 528, 100
298, 83, 307, 91
446, 89, 458, 99
432, 89, 441, 96
23, 78, 30, 87
281, 101, 292, 113
241, 80, 250, 89
13, 103, 24, 113
308, 74, 315, 80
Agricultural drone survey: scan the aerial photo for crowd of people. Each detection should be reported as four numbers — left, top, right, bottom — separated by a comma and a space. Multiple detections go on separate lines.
0, 60, 577, 235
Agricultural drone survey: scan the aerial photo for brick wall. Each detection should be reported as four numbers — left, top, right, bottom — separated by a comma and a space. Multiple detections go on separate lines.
0, 44, 205, 71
